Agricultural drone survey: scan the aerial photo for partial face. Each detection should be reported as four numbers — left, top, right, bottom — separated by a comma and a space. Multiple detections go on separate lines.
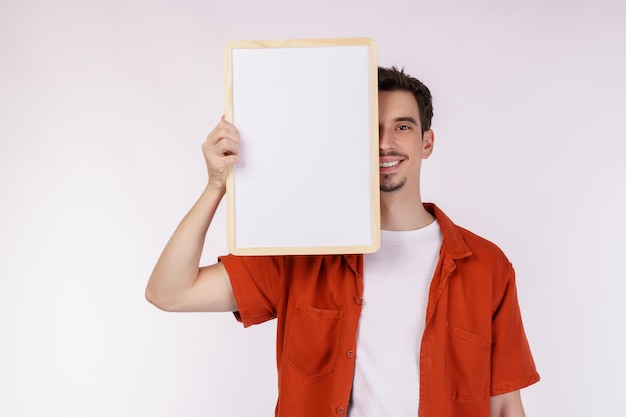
378, 90, 434, 193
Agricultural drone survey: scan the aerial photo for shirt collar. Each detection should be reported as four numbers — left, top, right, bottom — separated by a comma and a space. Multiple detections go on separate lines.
343, 202, 472, 265
423, 203, 472, 260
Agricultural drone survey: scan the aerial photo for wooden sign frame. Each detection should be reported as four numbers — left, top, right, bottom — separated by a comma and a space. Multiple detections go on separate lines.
225, 38, 380, 255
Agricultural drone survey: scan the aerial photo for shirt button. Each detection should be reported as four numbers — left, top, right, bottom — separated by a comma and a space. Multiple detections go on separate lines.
346, 350, 355, 358
336, 406, 345, 414
354, 297, 363, 305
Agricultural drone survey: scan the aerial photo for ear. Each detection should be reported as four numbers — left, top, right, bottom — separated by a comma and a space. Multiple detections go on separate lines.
421, 129, 434, 159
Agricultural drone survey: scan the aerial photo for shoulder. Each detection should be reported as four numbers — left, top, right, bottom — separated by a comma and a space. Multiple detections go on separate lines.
219, 253, 287, 270
454, 225, 513, 282
429, 203, 510, 265
457, 226, 509, 262
456, 226, 517, 306
219, 254, 347, 278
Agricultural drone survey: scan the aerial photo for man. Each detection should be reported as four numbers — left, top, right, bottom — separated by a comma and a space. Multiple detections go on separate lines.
146, 66, 539, 416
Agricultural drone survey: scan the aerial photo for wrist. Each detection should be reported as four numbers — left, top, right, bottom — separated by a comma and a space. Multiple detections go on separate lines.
205, 181, 227, 197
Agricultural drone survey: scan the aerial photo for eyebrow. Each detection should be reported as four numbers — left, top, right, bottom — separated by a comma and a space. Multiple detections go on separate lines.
393, 116, 418, 125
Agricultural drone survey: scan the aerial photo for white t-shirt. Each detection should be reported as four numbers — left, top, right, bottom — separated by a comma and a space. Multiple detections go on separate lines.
349, 220, 443, 417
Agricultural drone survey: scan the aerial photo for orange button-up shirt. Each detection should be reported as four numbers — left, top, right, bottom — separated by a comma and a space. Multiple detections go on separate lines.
219, 203, 539, 417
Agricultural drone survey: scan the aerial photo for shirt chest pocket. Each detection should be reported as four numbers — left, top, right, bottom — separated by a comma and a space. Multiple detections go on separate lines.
445, 323, 492, 402
284, 301, 344, 377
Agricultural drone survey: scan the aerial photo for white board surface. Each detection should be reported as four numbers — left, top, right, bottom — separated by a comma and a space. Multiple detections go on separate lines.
225, 38, 379, 255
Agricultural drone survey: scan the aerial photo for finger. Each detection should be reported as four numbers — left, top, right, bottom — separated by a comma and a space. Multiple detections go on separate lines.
215, 137, 240, 156
206, 155, 240, 179
223, 154, 240, 166
205, 123, 240, 146
202, 136, 239, 159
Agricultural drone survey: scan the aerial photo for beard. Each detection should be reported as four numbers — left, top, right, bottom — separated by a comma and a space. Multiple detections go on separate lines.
380, 175, 406, 192
379, 151, 408, 193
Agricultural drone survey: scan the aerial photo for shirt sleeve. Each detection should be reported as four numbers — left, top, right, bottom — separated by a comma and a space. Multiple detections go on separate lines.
218, 254, 285, 328
490, 263, 540, 395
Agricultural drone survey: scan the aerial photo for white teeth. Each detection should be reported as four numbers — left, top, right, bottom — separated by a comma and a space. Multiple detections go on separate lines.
380, 161, 399, 168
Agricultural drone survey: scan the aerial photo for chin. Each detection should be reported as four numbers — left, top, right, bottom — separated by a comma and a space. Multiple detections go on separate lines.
380, 179, 406, 193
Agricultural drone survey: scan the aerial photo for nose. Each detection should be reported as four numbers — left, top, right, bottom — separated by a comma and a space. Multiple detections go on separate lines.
379, 126, 395, 152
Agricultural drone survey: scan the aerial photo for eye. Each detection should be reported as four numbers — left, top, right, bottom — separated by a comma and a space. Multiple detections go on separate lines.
397, 124, 411, 131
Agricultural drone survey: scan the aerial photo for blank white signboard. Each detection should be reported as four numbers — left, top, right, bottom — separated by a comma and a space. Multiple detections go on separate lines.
225, 38, 380, 255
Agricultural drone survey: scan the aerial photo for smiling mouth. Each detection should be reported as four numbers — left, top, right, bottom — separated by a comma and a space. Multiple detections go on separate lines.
380, 161, 400, 168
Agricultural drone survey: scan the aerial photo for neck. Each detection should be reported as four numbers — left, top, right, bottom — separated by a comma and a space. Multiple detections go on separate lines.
380, 191, 434, 231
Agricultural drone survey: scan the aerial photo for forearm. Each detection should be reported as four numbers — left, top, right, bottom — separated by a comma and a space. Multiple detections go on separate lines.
146, 184, 224, 309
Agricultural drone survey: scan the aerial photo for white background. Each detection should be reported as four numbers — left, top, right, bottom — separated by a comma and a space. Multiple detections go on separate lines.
1, 0, 625, 416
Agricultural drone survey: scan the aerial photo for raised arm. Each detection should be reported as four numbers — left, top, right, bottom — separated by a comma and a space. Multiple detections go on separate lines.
145, 117, 240, 312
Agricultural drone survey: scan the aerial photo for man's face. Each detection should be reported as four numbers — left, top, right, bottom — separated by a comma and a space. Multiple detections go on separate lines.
378, 90, 434, 194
